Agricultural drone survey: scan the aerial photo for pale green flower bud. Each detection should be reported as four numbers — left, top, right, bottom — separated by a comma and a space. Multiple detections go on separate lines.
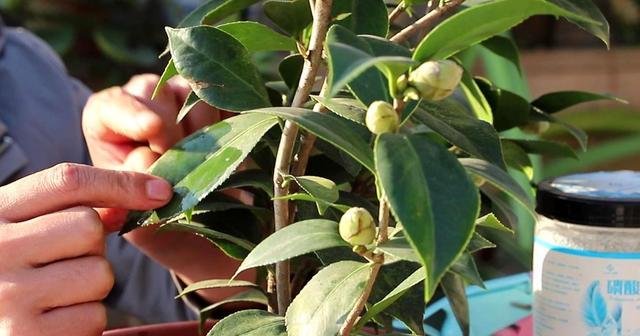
339, 207, 376, 246
396, 74, 408, 93
408, 60, 463, 101
366, 101, 399, 135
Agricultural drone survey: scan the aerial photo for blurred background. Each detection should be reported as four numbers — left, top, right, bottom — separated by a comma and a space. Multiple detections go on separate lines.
2, 0, 638, 326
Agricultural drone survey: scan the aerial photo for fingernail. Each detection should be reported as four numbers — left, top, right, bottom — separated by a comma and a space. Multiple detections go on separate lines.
146, 179, 172, 201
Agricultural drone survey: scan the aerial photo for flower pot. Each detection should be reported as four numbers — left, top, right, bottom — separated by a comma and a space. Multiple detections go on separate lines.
103, 321, 214, 336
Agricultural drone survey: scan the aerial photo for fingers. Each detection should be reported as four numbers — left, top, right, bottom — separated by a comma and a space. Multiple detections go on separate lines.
2, 207, 105, 268
0, 163, 172, 223
32, 256, 114, 310
39, 302, 107, 336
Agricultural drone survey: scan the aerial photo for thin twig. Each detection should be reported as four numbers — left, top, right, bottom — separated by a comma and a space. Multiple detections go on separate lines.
389, 0, 465, 44
377, 198, 390, 244
272, 0, 333, 315
267, 269, 277, 313
388, 3, 405, 23
339, 262, 382, 335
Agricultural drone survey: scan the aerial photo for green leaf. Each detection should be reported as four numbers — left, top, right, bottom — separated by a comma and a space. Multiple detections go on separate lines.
546, 0, 609, 48
235, 219, 348, 275
413, 0, 606, 62
357, 266, 426, 332
178, 0, 260, 28
286, 175, 340, 215
217, 21, 297, 53
441, 272, 470, 336
480, 35, 522, 76
504, 138, 578, 159
325, 25, 415, 104
177, 91, 201, 123
152, 60, 178, 100
152, 113, 279, 220
341, 0, 389, 37
530, 108, 587, 151
476, 78, 531, 131
208, 309, 286, 336
219, 169, 274, 197
177, 279, 259, 298
285, 261, 372, 336
467, 232, 496, 253
460, 70, 493, 123
279, 54, 304, 92
167, 26, 270, 112
450, 252, 484, 288
476, 213, 513, 233
263, 0, 312, 36
460, 158, 535, 215
502, 140, 534, 180
311, 96, 366, 125
377, 237, 420, 263
376, 134, 479, 298
413, 99, 505, 169
249, 107, 375, 172
532, 91, 626, 114
93, 28, 157, 67
162, 221, 255, 251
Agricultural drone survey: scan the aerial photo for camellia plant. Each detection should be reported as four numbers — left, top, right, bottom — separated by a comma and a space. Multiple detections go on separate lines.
125, 0, 622, 335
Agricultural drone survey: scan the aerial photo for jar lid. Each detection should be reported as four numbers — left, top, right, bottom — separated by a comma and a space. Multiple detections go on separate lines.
537, 171, 640, 228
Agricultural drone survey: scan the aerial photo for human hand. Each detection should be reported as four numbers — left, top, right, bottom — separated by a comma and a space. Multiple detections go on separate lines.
0, 163, 172, 336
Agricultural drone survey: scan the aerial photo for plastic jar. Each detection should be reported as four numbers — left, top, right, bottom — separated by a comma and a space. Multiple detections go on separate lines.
533, 171, 640, 335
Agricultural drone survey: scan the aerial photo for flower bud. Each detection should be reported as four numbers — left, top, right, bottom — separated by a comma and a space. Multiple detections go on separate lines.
408, 60, 463, 101
366, 101, 399, 135
471, 174, 485, 187
403, 87, 421, 101
339, 207, 376, 246
396, 74, 408, 93
522, 121, 550, 135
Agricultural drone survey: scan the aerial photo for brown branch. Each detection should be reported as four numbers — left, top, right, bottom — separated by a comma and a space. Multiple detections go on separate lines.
389, 0, 465, 45
272, 0, 333, 315
339, 262, 382, 335
388, 3, 405, 23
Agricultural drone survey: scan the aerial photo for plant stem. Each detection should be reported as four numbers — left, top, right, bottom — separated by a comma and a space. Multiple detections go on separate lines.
377, 198, 390, 244
340, 262, 382, 335
388, 2, 405, 23
389, 0, 465, 44
272, 0, 333, 315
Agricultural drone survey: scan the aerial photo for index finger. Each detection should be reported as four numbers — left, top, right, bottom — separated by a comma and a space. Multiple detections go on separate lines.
0, 163, 172, 223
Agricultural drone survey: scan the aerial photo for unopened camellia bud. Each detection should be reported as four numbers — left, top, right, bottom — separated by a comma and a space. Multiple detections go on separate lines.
407, 60, 463, 101
366, 101, 399, 135
396, 74, 408, 93
339, 207, 376, 246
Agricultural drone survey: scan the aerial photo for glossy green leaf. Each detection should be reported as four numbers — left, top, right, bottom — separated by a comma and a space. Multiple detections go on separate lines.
178, 0, 260, 28
377, 237, 420, 264
286, 175, 340, 215
208, 309, 286, 336
177, 279, 259, 298
152, 113, 279, 220
413, 99, 505, 169
341, 0, 389, 37
285, 261, 372, 336
546, 0, 609, 48
480, 35, 522, 76
152, 60, 178, 100
279, 54, 304, 92
476, 213, 513, 233
504, 138, 578, 159
235, 219, 348, 275
273, 193, 351, 213
413, 0, 606, 62
467, 232, 496, 253
311, 96, 366, 124
451, 252, 484, 288
530, 108, 587, 151
460, 70, 493, 123
441, 272, 470, 336
376, 134, 479, 298
167, 26, 270, 112
325, 25, 414, 104
460, 158, 535, 215
532, 91, 626, 114
481, 184, 525, 228
162, 221, 255, 251
249, 107, 375, 172
357, 266, 426, 332
177, 91, 201, 123
263, 0, 312, 36
217, 21, 297, 53
476, 78, 531, 131
502, 140, 534, 180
